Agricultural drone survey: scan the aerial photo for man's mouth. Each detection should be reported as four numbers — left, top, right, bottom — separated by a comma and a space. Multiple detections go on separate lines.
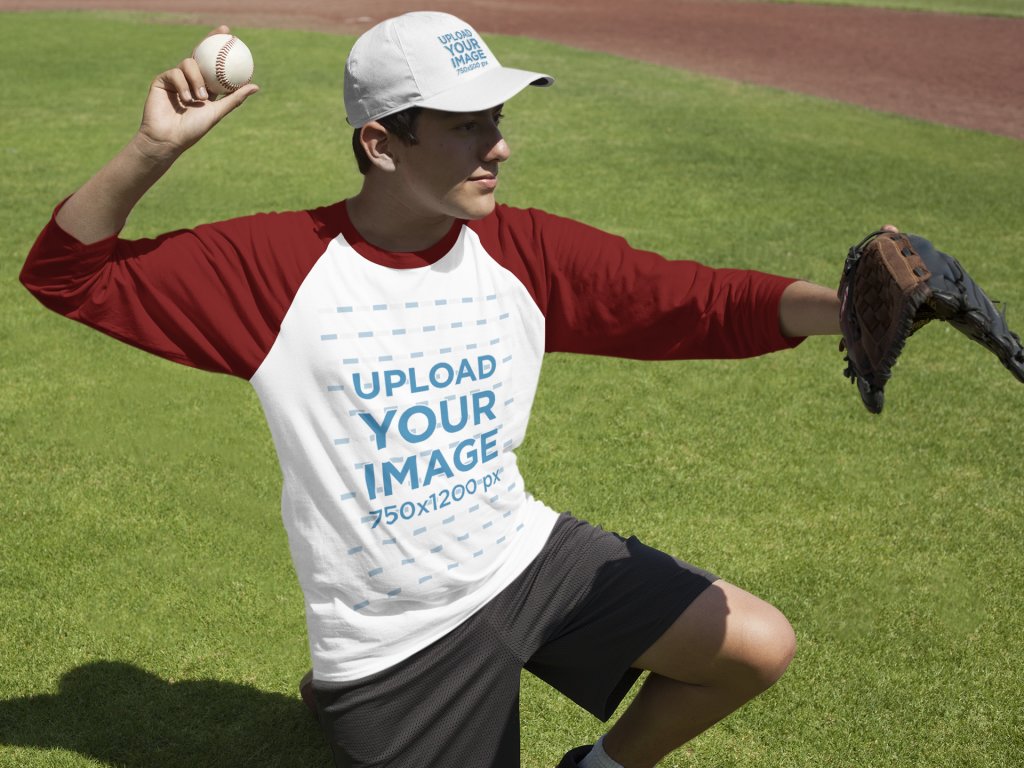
469, 174, 498, 190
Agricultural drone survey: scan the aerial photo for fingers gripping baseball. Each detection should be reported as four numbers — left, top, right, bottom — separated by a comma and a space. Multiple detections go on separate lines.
137, 28, 258, 158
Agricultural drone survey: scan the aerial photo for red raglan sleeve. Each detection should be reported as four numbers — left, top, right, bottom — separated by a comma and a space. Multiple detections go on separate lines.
20, 202, 340, 378
504, 208, 804, 359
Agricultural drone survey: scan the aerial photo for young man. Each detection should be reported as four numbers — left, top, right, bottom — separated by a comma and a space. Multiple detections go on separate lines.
23, 11, 853, 768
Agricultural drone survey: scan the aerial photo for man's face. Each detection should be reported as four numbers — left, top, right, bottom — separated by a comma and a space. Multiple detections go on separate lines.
388, 106, 510, 221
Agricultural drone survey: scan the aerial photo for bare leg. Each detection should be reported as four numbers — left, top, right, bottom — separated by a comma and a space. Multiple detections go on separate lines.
600, 581, 796, 768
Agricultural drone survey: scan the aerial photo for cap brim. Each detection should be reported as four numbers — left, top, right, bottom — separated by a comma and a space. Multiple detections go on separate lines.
415, 66, 553, 114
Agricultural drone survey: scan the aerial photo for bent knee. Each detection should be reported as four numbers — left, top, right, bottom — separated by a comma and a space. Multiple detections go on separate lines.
734, 602, 796, 691
635, 582, 796, 691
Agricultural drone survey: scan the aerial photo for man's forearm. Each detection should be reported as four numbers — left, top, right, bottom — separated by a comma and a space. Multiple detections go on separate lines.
53, 34, 258, 246
778, 280, 840, 337
54, 133, 179, 245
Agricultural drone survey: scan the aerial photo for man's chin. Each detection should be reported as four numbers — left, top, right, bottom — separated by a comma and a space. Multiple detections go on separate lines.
453, 196, 497, 221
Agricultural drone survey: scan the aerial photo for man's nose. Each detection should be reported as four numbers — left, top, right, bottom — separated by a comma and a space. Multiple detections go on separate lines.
483, 132, 511, 163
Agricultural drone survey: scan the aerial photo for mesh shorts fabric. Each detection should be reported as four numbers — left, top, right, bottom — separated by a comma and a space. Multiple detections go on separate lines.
312, 512, 717, 768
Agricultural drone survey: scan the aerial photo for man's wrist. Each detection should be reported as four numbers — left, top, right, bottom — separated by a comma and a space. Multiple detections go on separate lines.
128, 131, 184, 168
778, 280, 841, 338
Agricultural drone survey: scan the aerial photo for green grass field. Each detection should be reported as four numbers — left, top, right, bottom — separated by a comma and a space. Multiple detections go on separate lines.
2, 10, 1022, 768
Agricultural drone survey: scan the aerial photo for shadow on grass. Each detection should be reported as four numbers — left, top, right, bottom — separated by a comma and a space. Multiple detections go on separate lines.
0, 660, 331, 767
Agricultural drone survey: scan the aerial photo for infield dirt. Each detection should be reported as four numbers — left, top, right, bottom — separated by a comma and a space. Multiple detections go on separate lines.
3, 0, 1021, 140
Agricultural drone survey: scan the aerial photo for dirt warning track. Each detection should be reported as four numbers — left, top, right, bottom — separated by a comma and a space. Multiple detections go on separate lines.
4, 0, 1022, 139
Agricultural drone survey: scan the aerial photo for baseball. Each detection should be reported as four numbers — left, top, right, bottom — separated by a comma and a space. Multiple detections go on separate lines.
192, 33, 254, 96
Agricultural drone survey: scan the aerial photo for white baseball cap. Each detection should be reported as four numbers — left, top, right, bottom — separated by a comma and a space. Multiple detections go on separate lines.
344, 11, 554, 128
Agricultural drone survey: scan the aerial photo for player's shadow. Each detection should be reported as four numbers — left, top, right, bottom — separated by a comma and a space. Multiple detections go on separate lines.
0, 660, 330, 767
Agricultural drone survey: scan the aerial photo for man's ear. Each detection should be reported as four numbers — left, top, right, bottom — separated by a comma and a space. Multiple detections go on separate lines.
360, 122, 398, 172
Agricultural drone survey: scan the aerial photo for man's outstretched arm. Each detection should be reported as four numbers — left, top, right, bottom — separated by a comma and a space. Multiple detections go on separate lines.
777, 225, 899, 338
777, 280, 840, 338
55, 26, 258, 245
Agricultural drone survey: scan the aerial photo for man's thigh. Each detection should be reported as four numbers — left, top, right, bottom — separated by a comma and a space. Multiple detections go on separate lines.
631, 581, 796, 689
521, 517, 718, 720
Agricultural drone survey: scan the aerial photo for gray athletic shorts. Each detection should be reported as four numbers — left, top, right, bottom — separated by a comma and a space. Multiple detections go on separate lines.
312, 512, 717, 768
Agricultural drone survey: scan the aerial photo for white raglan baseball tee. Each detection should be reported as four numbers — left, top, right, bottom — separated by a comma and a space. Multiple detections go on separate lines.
22, 200, 801, 681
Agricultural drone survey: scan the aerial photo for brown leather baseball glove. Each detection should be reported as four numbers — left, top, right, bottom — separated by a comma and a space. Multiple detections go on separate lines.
838, 230, 1024, 413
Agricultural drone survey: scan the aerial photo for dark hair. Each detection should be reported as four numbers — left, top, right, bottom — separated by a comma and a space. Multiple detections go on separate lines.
352, 107, 423, 175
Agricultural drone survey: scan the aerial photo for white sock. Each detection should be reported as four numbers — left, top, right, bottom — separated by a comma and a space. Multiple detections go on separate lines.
578, 735, 624, 768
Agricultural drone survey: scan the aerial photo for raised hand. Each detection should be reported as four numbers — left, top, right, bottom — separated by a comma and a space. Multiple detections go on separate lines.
136, 26, 259, 161
54, 26, 259, 244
